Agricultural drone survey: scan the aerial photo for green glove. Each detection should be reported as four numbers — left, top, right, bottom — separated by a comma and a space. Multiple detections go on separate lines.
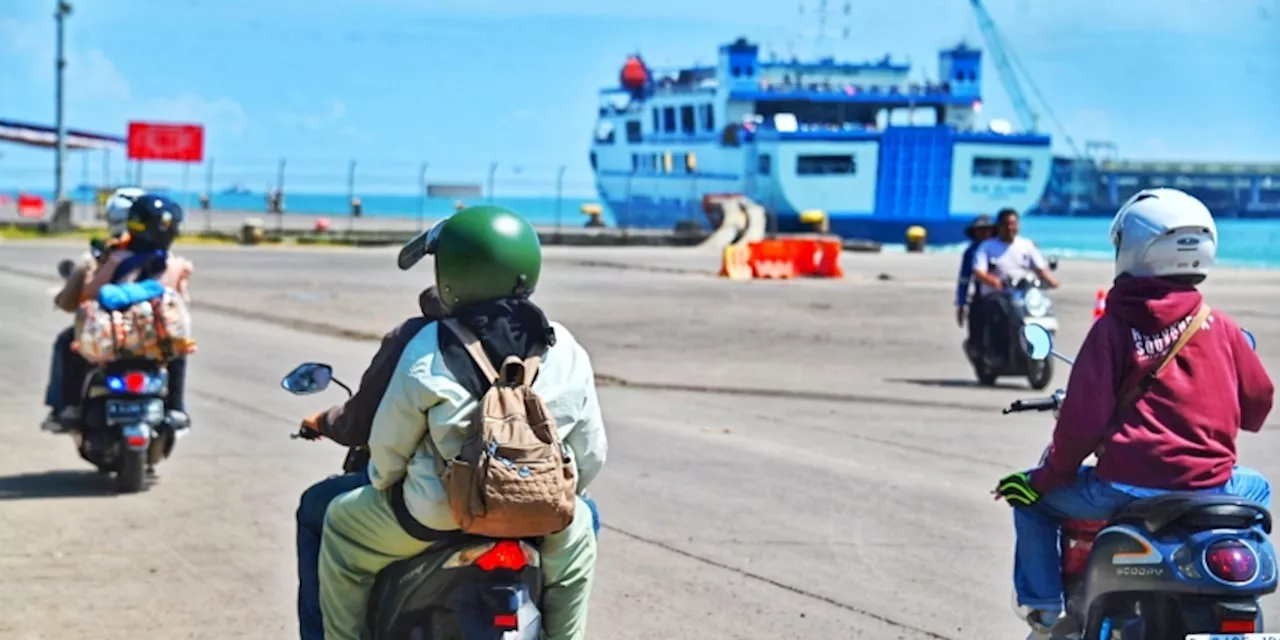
995, 471, 1041, 507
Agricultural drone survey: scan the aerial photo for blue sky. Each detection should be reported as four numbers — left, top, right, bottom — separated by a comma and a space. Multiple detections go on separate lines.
1, 0, 1277, 194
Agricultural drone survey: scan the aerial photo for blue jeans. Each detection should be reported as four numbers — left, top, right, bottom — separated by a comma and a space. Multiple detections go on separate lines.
297, 472, 372, 640
45, 327, 75, 409
1013, 465, 1273, 612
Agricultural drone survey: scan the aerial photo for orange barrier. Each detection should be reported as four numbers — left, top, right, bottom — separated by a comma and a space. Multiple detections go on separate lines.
1092, 288, 1107, 320
748, 239, 796, 279
719, 244, 752, 280
717, 235, 843, 281
787, 234, 843, 278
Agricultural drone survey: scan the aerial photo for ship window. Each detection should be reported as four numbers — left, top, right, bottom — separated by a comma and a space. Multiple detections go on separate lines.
590, 151, 597, 170
758, 154, 772, 175
626, 120, 643, 143
701, 104, 716, 131
662, 151, 673, 174
662, 107, 676, 133
797, 154, 855, 175
680, 105, 696, 134
972, 157, 1031, 180
631, 153, 640, 171
651, 108, 660, 133
685, 152, 697, 173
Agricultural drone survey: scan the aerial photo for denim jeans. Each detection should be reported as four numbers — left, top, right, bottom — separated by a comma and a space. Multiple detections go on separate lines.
297, 472, 372, 640
45, 327, 75, 410
1013, 465, 1273, 612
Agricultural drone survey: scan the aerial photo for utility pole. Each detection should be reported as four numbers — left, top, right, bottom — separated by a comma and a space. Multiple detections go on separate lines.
53, 1, 73, 203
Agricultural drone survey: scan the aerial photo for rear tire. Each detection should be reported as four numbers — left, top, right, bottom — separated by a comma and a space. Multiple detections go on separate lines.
116, 449, 147, 493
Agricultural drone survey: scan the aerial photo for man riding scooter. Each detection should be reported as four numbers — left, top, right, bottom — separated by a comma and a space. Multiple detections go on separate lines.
970, 208, 1059, 366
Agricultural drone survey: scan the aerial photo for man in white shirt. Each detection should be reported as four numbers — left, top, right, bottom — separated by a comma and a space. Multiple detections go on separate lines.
969, 209, 1059, 362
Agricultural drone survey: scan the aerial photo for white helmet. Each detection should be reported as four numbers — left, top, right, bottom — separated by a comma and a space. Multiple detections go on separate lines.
106, 187, 145, 238
1110, 188, 1217, 281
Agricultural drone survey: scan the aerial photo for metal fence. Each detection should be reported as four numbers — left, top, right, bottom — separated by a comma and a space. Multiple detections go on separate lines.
1, 154, 600, 215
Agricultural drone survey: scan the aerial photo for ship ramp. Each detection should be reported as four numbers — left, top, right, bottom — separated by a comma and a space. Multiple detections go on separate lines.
698, 195, 766, 251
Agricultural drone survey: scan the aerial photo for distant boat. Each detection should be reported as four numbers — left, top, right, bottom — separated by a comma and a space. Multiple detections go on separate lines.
220, 183, 252, 196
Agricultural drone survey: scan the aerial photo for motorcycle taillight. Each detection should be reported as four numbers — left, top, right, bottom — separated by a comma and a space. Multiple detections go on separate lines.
1205, 540, 1259, 583
476, 540, 528, 572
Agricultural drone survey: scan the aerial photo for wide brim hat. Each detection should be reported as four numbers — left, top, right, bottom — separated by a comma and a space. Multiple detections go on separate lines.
965, 214, 995, 240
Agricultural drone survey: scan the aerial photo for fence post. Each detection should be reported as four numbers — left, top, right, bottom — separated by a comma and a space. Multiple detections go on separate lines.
347, 158, 357, 233
276, 157, 287, 236
204, 158, 215, 231
555, 166, 565, 243
418, 161, 429, 231
487, 161, 498, 203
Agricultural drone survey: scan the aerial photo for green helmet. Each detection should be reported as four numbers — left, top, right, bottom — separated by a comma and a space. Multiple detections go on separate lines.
398, 205, 542, 310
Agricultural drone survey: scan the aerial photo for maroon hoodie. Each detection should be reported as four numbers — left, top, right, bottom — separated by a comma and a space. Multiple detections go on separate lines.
1029, 277, 1274, 494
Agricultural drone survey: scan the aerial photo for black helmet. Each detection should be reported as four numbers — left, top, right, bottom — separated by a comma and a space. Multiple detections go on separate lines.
125, 194, 184, 251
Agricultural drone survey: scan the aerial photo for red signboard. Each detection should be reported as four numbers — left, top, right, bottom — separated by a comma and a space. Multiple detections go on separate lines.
127, 121, 204, 162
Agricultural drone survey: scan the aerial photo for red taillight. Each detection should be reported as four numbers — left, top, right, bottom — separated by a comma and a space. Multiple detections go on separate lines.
475, 540, 527, 572
125, 434, 148, 448
1205, 540, 1259, 583
123, 372, 147, 394
493, 613, 518, 630
1221, 618, 1257, 634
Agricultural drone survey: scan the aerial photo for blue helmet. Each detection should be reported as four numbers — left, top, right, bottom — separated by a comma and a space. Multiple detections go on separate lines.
125, 194, 184, 251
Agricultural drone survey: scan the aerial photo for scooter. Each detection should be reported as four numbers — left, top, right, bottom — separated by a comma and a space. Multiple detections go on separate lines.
282, 361, 557, 640
966, 270, 1059, 390
53, 256, 188, 493
1004, 324, 1276, 638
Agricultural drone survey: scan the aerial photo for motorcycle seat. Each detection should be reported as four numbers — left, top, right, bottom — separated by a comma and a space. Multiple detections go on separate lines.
1108, 492, 1272, 536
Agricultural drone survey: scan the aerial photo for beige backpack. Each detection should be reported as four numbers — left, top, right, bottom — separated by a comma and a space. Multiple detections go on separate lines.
428, 318, 577, 538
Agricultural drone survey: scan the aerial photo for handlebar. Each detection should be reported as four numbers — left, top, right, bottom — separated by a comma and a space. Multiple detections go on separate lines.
1002, 391, 1064, 414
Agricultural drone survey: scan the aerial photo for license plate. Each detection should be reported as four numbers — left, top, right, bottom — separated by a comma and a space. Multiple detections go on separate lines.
105, 399, 149, 424
1186, 635, 1280, 639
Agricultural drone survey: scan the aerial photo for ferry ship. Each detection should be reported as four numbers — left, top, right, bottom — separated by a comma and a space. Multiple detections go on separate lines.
588, 37, 1053, 245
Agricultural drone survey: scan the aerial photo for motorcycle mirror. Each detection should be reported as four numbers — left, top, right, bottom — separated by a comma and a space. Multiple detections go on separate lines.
56, 259, 74, 279
1242, 328, 1257, 351
1019, 325, 1054, 361
281, 362, 335, 395
1047, 255, 1059, 271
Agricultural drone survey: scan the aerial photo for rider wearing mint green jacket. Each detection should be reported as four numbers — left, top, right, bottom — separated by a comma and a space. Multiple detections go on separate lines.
318, 205, 608, 640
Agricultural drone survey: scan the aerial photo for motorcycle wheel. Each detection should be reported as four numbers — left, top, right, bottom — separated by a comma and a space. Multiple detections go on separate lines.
116, 448, 147, 493
1026, 357, 1054, 391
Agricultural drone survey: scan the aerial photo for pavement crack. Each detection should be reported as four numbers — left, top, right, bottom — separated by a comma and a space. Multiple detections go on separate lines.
601, 523, 957, 639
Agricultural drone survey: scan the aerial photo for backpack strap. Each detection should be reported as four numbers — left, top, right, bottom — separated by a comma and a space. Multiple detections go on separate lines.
1109, 304, 1211, 425
443, 318, 501, 383
444, 318, 543, 388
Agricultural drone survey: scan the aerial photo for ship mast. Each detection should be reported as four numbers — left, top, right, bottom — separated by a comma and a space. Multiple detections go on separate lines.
794, 0, 852, 60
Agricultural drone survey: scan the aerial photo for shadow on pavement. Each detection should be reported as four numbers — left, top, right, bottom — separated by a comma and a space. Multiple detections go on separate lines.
0, 469, 117, 500
889, 377, 1030, 391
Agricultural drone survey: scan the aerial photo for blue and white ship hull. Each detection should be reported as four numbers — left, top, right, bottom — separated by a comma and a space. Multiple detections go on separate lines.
591, 39, 1053, 246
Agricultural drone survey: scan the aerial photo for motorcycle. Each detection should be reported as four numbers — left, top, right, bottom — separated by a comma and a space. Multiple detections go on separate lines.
966, 272, 1059, 390
54, 257, 188, 493
281, 361, 547, 640
1004, 323, 1276, 639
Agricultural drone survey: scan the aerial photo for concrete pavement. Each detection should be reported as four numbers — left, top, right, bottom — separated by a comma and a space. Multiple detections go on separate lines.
0, 241, 1276, 639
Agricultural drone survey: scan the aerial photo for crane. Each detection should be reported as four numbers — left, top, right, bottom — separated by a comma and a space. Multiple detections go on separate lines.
968, 0, 1039, 133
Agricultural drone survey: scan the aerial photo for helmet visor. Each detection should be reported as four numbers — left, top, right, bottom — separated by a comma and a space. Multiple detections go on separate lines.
397, 219, 446, 271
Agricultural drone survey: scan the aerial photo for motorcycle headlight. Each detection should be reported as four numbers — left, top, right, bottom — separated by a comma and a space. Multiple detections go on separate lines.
1023, 288, 1051, 317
